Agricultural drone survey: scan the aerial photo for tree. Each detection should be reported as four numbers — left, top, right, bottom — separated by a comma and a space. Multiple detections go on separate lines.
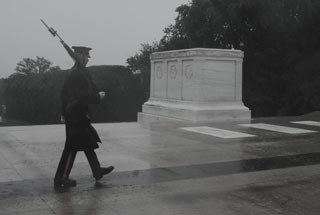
126, 42, 160, 100
0, 78, 5, 105
160, 0, 223, 49
15, 56, 60, 75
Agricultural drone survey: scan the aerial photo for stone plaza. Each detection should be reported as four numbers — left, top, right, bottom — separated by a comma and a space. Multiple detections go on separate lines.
1, 112, 320, 214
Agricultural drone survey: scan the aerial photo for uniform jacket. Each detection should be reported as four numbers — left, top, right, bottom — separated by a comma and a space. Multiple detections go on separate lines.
61, 64, 101, 151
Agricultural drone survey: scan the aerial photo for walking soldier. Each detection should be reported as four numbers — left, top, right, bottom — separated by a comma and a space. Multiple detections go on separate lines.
40, 20, 114, 188
54, 46, 114, 188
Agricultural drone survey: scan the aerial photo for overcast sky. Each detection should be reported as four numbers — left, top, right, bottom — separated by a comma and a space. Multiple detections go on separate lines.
0, 0, 190, 78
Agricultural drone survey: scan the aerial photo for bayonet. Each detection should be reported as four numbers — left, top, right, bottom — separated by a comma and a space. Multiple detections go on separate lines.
40, 19, 83, 67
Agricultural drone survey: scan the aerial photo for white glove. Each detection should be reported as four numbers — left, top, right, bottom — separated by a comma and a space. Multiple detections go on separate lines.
99, 91, 106, 99
60, 116, 65, 123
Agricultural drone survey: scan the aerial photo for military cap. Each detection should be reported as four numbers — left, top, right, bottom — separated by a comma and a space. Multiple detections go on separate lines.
72, 46, 92, 57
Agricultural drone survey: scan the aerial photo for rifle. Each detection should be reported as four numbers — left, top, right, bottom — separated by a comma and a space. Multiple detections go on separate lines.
40, 19, 84, 67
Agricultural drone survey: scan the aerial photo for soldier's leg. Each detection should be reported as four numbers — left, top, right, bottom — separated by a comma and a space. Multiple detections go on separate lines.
84, 149, 114, 181
63, 150, 77, 179
84, 149, 101, 179
54, 148, 77, 187
54, 148, 70, 181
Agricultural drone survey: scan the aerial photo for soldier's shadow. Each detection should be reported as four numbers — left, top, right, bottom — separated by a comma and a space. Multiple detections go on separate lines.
94, 181, 113, 189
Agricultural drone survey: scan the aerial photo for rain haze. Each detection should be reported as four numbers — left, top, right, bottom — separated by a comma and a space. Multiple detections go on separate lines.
0, 0, 190, 78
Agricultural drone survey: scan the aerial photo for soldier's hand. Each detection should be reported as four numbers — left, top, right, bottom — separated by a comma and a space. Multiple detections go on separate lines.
60, 116, 65, 124
99, 91, 106, 99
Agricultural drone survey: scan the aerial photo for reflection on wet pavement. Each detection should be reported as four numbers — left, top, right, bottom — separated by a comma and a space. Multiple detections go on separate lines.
2, 114, 320, 214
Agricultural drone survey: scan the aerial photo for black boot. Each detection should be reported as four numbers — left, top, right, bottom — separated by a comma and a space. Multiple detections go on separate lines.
95, 166, 114, 181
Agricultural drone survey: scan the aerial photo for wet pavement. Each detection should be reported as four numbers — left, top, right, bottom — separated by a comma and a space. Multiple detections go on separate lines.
1, 112, 320, 214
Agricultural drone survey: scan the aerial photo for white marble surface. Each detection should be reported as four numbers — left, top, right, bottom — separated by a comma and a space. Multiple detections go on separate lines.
140, 48, 251, 123
291, 121, 320, 127
180, 126, 256, 138
239, 123, 317, 134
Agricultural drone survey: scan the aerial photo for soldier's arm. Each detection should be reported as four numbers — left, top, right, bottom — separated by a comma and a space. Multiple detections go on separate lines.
70, 71, 101, 105
61, 41, 85, 68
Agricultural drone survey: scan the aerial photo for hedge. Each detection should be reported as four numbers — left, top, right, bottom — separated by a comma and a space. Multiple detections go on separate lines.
3, 65, 144, 124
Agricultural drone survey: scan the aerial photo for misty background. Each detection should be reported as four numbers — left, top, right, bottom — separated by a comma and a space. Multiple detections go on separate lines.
0, 0, 189, 78
1, 0, 320, 124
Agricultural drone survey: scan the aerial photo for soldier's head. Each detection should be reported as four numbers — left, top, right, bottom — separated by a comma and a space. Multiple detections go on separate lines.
72, 46, 91, 66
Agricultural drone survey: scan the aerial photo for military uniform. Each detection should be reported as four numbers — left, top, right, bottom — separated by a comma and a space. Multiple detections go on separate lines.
54, 46, 113, 188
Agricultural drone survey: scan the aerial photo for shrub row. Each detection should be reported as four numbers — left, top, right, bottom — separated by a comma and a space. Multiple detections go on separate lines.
3, 65, 144, 124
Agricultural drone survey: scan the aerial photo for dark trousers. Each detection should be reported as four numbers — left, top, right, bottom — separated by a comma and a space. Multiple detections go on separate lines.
54, 147, 101, 181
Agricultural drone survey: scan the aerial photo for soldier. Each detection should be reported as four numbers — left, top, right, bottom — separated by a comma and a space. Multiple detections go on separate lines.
54, 46, 114, 188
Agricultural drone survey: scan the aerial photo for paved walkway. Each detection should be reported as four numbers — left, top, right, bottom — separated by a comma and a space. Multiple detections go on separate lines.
1, 112, 320, 214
